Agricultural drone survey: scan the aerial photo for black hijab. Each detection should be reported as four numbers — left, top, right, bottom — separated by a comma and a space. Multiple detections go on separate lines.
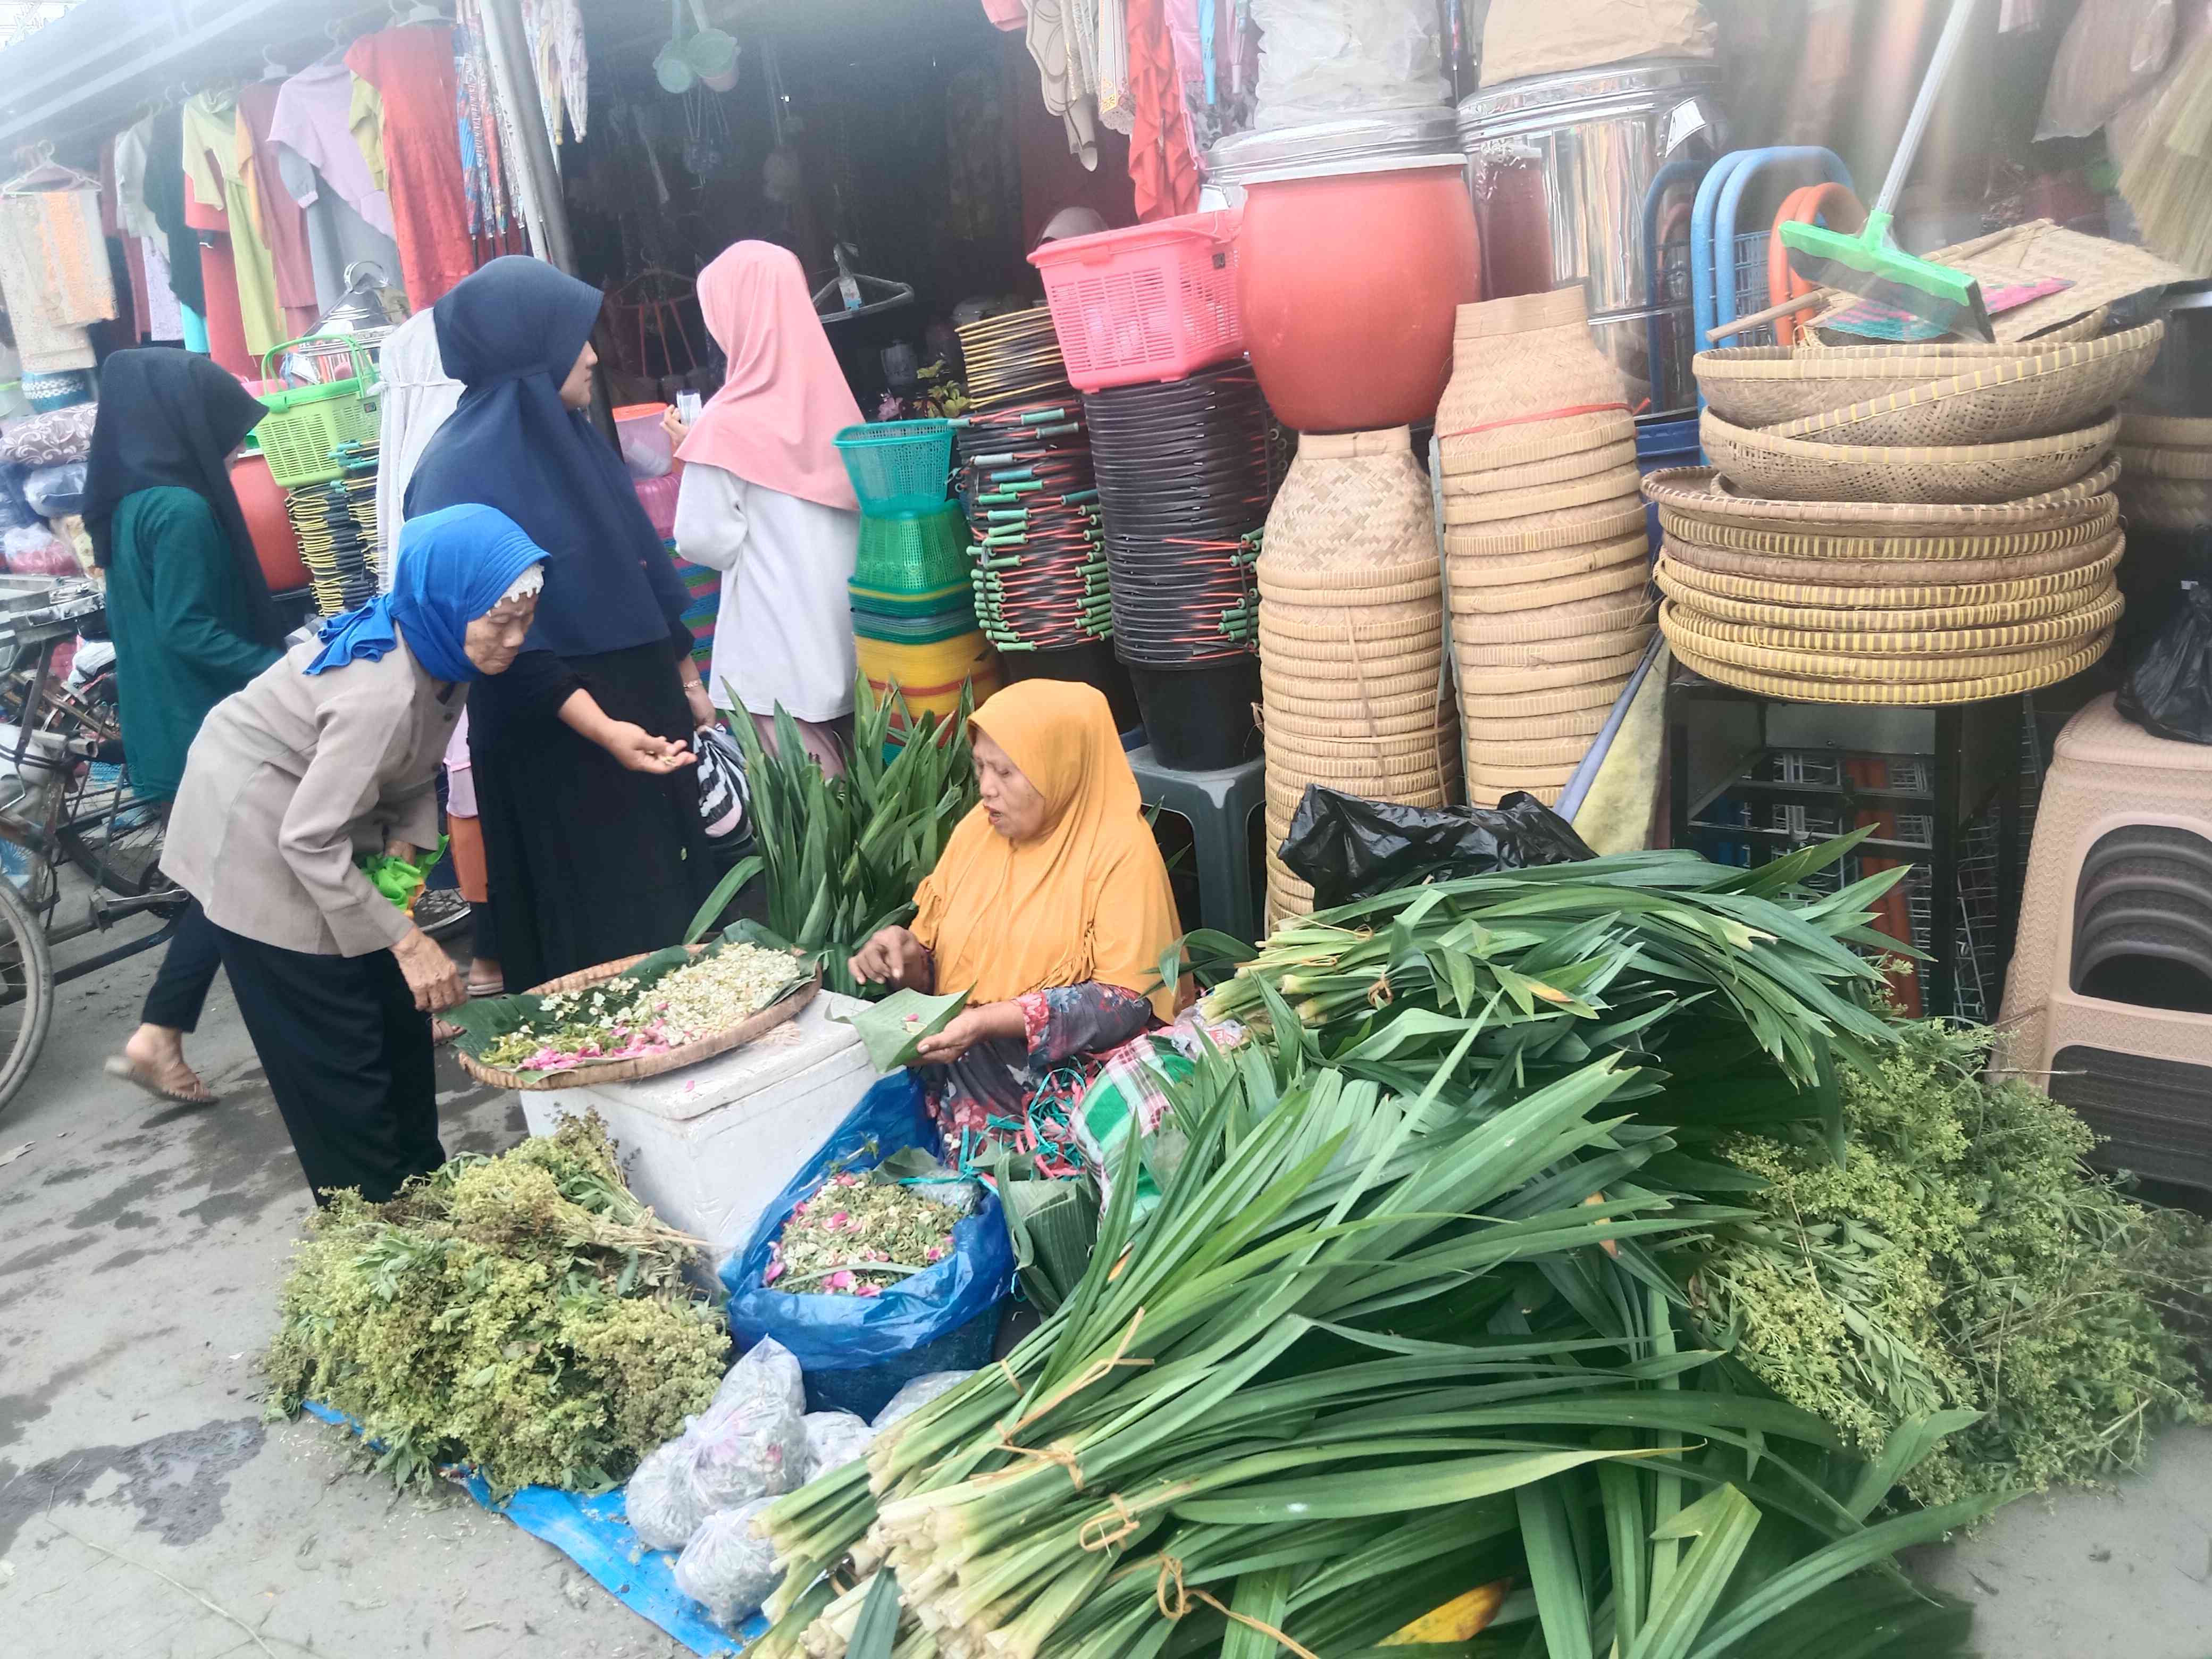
83, 349, 280, 646
140, 106, 205, 316
405, 256, 690, 660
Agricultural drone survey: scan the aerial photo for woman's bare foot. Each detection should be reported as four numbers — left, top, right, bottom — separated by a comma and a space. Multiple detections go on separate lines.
107, 1024, 217, 1105
465, 959, 504, 999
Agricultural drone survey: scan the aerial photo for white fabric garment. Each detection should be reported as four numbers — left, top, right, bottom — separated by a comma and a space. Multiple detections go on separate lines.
141, 238, 184, 342
673, 460, 859, 724
114, 119, 166, 258
444, 714, 475, 817
373, 310, 466, 588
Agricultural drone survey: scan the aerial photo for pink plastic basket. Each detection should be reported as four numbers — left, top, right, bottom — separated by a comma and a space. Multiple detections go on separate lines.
1028, 211, 1244, 393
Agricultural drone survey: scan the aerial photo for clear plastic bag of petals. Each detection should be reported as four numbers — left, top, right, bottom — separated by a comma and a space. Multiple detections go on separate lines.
672, 1497, 782, 1629
870, 1370, 974, 1432
802, 1410, 874, 1480
624, 1435, 711, 1552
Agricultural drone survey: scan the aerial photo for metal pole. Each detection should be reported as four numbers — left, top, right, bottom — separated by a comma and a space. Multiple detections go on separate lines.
481, 0, 576, 275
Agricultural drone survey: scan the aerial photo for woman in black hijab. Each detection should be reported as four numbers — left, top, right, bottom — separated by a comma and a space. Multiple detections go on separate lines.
405, 257, 716, 990
86, 349, 284, 1105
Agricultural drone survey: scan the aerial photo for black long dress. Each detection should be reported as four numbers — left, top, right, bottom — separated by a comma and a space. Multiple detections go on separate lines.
468, 621, 714, 992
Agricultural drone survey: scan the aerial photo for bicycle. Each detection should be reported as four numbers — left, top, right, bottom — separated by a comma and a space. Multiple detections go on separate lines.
0, 575, 187, 1118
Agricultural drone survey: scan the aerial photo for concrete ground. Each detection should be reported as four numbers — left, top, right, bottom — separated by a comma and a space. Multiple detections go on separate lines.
2, 922, 2210, 1657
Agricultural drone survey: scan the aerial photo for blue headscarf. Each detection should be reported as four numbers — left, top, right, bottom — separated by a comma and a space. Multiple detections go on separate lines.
305, 505, 546, 681
404, 256, 691, 659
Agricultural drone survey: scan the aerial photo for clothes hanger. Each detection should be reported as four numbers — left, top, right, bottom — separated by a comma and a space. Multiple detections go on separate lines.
262, 46, 290, 81
391, 1, 446, 23
3, 142, 97, 195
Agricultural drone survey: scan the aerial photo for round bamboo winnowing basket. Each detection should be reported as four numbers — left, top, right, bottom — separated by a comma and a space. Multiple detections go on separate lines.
1435, 287, 1633, 476
1642, 463, 2121, 540
1698, 409, 2121, 505
1258, 426, 1460, 921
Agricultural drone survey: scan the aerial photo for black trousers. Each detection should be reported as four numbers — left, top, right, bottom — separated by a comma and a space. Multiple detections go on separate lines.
140, 900, 223, 1032
212, 925, 445, 1204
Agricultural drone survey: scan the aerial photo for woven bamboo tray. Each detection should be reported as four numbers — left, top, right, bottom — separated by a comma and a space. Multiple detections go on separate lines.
1441, 438, 1637, 497
1464, 735, 1596, 768
456, 951, 820, 1092
1460, 674, 1636, 717
1268, 775, 1458, 823
1658, 526, 2122, 588
2118, 441, 2212, 481
1654, 563, 2120, 631
1462, 702, 1616, 741
2120, 412, 2212, 448
1668, 629, 2111, 706
1459, 647, 1649, 692
1661, 602, 2098, 682
1693, 322, 2161, 440
1466, 764, 1581, 795
1443, 500, 1650, 558
1456, 622, 1654, 668
1659, 590, 2122, 657
1655, 545, 2124, 611
1438, 409, 1632, 480
1267, 705, 1453, 742
1453, 591, 1653, 642
1450, 555, 1648, 612
1261, 683, 1444, 722
1470, 783, 1566, 809
1699, 410, 2120, 505
1447, 531, 1652, 588
1262, 663, 1446, 705
1641, 463, 2118, 535
1660, 500, 2119, 564
1443, 467, 1643, 526
2116, 476, 2212, 530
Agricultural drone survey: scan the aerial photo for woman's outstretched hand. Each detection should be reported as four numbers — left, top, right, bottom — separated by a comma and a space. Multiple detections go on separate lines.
914, 1002, 1024, 1065
605, 721, 696, 774
848, 925, 931, 991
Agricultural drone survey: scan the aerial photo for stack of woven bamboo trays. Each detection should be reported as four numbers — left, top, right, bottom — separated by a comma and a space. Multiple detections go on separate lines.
1436, 288, 1653, 806
1656, 322, 2163, 703
1256, 428, 1459, 921
2117, 411, 2212, 534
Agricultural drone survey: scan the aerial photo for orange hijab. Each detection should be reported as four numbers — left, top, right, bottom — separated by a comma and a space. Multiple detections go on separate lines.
912, 681, 1182, 1021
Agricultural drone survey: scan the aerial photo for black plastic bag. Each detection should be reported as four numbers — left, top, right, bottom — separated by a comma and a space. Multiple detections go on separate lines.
2118, 584, 2212, 744
1279, 785, 1596, 907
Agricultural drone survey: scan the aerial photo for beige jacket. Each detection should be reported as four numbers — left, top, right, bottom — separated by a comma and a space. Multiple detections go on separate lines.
163, 636, 463, 958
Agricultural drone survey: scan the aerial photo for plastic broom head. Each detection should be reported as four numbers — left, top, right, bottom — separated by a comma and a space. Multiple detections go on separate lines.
1783, 211, 1994, 343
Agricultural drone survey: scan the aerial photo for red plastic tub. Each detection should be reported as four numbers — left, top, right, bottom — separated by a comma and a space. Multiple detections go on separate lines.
1236, 157, 1480, 433
1029, 211, 1244, 393
229, 453, 310, 593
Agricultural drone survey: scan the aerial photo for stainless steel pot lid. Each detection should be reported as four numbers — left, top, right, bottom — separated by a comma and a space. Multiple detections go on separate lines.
1204, 107, 1459, 184
1238, 151, 1470, 187
1457, 59, 1724, 131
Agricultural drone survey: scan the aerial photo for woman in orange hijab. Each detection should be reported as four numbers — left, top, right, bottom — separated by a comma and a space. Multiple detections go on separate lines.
848, 680, 1182, 1157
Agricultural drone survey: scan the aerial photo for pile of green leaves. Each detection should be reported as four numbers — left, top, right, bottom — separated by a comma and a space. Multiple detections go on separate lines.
263, 1115, 727, 1496
689, 677, 979, 998
1687, 1019, 2211, 1504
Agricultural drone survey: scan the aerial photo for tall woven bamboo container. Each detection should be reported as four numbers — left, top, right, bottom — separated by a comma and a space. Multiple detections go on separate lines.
1436, 288, 1652, 801
1256, 427, 1458, 921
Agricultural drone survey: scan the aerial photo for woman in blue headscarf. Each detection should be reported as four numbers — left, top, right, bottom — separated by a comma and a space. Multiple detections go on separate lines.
405, 255, 716, 994
161, 505, 548, 1203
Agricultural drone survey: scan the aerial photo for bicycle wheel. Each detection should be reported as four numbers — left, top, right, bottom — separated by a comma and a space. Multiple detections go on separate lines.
0, 869, 54, 1118
58, 759, 172, 901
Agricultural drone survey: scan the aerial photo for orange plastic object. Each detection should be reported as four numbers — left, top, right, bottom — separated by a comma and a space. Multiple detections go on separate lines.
229, 452, 309, 593
1237, 161, 1481, 433
1768, 184, 1865, 346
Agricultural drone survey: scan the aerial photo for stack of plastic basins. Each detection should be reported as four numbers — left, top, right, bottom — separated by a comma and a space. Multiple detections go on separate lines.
834, 419, 999, 738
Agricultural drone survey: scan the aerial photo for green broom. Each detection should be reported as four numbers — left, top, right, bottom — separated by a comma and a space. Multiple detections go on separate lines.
1782, 0, 1994, 342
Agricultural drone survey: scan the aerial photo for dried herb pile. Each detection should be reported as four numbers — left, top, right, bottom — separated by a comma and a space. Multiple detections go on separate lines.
767, 1172, 959, 1298
263, 1115, 727, 1496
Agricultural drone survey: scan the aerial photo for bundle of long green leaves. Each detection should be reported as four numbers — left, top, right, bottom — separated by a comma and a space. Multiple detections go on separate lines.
690, 678, 979, 998
747, 843, 2011, 1659
1688, 1018, 2210, 1504
263, 1115, 727, 1496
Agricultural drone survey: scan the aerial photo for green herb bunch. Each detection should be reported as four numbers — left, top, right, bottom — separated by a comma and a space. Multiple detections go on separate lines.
263, 1115, 727, 1496
1689, 1019, 2210, 1504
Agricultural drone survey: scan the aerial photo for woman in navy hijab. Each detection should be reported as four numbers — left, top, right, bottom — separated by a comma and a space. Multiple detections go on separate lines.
405, 257, 716, 991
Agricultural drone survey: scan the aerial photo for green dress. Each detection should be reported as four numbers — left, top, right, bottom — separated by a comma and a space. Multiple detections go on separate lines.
104, 485, 283, 802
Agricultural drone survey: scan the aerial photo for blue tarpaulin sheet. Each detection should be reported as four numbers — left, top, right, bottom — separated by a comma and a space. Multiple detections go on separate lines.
301, 1403, 768, 1656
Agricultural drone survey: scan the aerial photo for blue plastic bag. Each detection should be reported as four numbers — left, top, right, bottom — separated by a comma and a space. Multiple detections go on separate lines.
722, 1075, 1013, 1406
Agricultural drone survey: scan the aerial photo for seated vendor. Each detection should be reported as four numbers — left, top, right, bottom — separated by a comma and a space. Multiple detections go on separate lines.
847, 680, 1182, 1160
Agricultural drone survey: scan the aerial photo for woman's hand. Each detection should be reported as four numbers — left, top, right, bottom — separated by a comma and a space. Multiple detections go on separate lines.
392, 926, 465, 1014
384, 840, 423, 867
914, 1001, 1025, 1066
682, 676, 718, 732
604, 720, 697, 774
661, 407, 691, 448
847, 925, 931, 991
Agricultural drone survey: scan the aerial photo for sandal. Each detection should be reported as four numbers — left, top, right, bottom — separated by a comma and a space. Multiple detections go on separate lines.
104, 1054, 218, 1107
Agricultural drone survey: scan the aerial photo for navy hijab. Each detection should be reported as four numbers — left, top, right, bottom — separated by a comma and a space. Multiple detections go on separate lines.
403, 256, 689, 660
307, 505, 544, 682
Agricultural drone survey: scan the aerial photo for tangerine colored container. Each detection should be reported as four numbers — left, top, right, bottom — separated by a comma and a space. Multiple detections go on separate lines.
229, 453, 309, 593
1236, 156, 1480, 433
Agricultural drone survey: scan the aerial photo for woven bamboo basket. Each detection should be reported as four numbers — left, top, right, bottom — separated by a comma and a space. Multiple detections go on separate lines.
1459, 646, 1649, 692
1654, 563, 2121, 631
1449, 555, 1648, 613
1438, 410, 1630, 482
1462, 701, 1617, 741
1466, 763, 1581, 796
1659, 527, 2122, 589
1452, 589, 1653, 642
1459, 673, 1636, 717
1464, 734, 1597, 769
2116, 476, 2212, 530
1641, 463, 2119, 535
1699, 410, 2120, 505
1469, 782, 1566, 809
1443, 467, 1643, 527
1668, 630, 2112, 706
1267, 703, 1454, 742
1261, 427, 1434, 569
1447, 531, 1652, 588
1443, 500, 1650, 558
1659, 590, 2123, 656
456, 952, 821, 1092
1661, 602, 2099, 682
1455, 621, 1654, 668
1436, 287, 1632, 472
1268, 774, 1459, 824
2118, 441, 2212, 481
1660, 500, 2119, 564
1655, 544, 2124, 610
2120, 412, 2212, 448
1260, 682, 1444, 722
1261, 661, 1446, 705
1692, 322, 2162, 439
1441, 438, 1638, 498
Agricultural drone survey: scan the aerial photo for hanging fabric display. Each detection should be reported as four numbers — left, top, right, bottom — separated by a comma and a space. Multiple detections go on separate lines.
236, 82, 321, 349
347, 22, 478, 308
521, 0, 590, 146
181, 87, 261, 375
0, 153, 109, 374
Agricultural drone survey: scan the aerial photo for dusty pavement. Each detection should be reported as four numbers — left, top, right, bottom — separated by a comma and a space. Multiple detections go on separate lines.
3, 922, 2210, 1657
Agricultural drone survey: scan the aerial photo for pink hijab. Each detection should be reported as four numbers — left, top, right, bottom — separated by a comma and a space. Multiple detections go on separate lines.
678, 241, 863, 511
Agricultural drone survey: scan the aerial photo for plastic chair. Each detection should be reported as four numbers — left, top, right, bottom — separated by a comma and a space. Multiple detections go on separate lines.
1125, 744, 1264, 946
1689, 147, 1854, 361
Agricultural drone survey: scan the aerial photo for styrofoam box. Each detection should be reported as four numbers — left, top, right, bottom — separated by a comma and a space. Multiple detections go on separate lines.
519, 990, 884, 1270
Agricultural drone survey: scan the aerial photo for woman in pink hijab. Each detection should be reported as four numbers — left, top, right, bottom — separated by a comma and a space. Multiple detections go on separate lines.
665, 241, 863, 776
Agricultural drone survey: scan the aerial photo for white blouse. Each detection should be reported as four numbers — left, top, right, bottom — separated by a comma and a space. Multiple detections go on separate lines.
673, 461, 860, 724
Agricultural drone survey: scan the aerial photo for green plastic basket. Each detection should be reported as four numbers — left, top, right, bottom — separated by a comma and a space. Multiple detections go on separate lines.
852, 499, 971, 596
256, 336, 381, 488
835, 419, 955, 514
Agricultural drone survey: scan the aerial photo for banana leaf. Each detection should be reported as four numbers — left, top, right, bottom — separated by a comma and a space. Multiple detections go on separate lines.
837, 987, 971, 1071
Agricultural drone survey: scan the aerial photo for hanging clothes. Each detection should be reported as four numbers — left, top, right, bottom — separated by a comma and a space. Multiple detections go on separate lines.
347, 24, 477, 309
0, 199, 93, 372
268, 59, 400, 240
1127, 0, 1201, 219
521, 0, 589, 145
113, 118, 166, 259
372, 311, 464, 588
141, 104, 205, 318
237, 82, 321, 346
181, 90, 259, 377
100, 139, 143, 342
141, 239, 185, 343
1028, 0, 1105, 168
1096, 0, 1136, 136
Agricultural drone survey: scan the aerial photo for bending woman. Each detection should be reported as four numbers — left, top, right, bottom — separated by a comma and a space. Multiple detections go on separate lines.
162, 506, 545, 1202
664, 240, 861, 776
406, 256, 715, 990
85, 350, 286, 1105
847, 681, 1182, 1158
